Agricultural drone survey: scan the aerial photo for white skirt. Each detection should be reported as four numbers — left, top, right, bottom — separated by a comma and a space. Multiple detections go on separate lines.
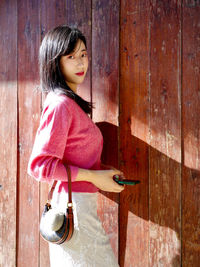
49, 191, 119, 267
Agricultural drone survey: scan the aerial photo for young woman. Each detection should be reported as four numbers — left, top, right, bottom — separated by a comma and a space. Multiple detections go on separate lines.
28, 25, 124, 267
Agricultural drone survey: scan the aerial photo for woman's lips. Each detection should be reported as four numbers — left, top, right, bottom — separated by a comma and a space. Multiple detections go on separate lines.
75, 72, 84, 76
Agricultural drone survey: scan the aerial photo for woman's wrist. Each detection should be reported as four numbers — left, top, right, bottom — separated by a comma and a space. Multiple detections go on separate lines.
74, 168, 94, 183
74, 167, 124, 193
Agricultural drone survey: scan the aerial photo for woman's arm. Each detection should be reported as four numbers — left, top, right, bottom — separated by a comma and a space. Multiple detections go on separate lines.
28, 99, 124, 192
75, 168, 125, 193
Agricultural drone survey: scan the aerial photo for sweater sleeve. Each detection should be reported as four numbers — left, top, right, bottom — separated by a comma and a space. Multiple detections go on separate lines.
27, 100, 79, 183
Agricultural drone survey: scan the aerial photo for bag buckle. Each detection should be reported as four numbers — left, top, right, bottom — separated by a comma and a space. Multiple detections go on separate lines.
67, 202, 73, 208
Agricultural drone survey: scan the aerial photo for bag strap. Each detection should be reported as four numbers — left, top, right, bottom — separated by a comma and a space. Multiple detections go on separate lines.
46, 166, 74, 244
66, 165, 72, 206
47, 166, 72, 206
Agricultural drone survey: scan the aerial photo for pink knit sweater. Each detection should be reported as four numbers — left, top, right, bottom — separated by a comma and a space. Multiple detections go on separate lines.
27, 92, 103, 193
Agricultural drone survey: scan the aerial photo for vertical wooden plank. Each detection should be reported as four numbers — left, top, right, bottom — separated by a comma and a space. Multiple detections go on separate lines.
182, 1, 200, 266
92, 0, 120, 258
149, 1, 181, 266
119, 0, 150, 266
17, 0, 40, 266
40, 1, 92, 266
0, 0, 17, 266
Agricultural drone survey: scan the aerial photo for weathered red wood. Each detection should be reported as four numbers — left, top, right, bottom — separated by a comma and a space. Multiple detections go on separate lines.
92, 0, 120, 258
1, 2, 200, 266
149, 1, 181, 265
182, 1, 200, 266
0, 0, 17, 266
119, 0, 150, 266
17, 0, 40, 266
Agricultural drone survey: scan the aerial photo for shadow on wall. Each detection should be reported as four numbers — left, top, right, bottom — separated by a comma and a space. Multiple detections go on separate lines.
95, 121, 198, 267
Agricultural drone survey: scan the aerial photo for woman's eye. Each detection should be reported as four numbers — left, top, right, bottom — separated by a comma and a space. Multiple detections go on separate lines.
68, 55, 74, 59
82, 53, 88, 57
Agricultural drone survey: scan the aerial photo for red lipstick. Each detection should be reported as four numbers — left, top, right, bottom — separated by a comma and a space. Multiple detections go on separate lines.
75, 72, 84, 76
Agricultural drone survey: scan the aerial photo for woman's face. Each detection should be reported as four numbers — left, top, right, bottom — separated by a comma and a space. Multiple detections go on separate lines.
59, 39, 88, 91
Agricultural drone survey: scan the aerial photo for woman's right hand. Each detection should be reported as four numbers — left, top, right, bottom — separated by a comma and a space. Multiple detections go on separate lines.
76, 168, 125, 193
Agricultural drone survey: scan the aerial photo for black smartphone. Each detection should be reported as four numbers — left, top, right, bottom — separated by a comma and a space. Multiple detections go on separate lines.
113, 175, 140, 185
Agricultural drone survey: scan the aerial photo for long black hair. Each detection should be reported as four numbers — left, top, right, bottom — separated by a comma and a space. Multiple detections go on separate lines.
39, 25, 93, 114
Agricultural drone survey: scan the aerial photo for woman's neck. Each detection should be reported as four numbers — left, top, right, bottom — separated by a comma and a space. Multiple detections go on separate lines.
66, 81, 77, 93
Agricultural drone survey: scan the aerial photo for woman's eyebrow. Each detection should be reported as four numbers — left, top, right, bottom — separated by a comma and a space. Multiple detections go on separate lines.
70, 48, 87, 54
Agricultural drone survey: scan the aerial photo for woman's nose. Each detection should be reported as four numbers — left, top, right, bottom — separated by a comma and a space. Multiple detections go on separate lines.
77, 57, 84, 67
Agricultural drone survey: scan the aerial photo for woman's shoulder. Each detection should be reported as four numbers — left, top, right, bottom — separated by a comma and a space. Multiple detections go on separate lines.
42, 90, 88, 121
43, 91, 75, 112
39, 92, 74, 125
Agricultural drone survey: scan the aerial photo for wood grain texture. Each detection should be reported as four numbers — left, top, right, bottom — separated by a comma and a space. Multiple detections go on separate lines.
182, 1, 200, 266
0, 0, 17, 266
1, 1, 200, 266
92, 0, 120, 258
149, 1, 181, 266
17, 0, 40, 266
119, 0, 150, 266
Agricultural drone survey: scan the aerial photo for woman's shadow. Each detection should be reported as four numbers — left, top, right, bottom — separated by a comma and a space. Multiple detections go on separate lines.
96, 121, 198, 267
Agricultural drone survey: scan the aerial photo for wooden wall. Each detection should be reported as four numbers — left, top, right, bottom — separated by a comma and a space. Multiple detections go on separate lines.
0, 0, 199, 266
